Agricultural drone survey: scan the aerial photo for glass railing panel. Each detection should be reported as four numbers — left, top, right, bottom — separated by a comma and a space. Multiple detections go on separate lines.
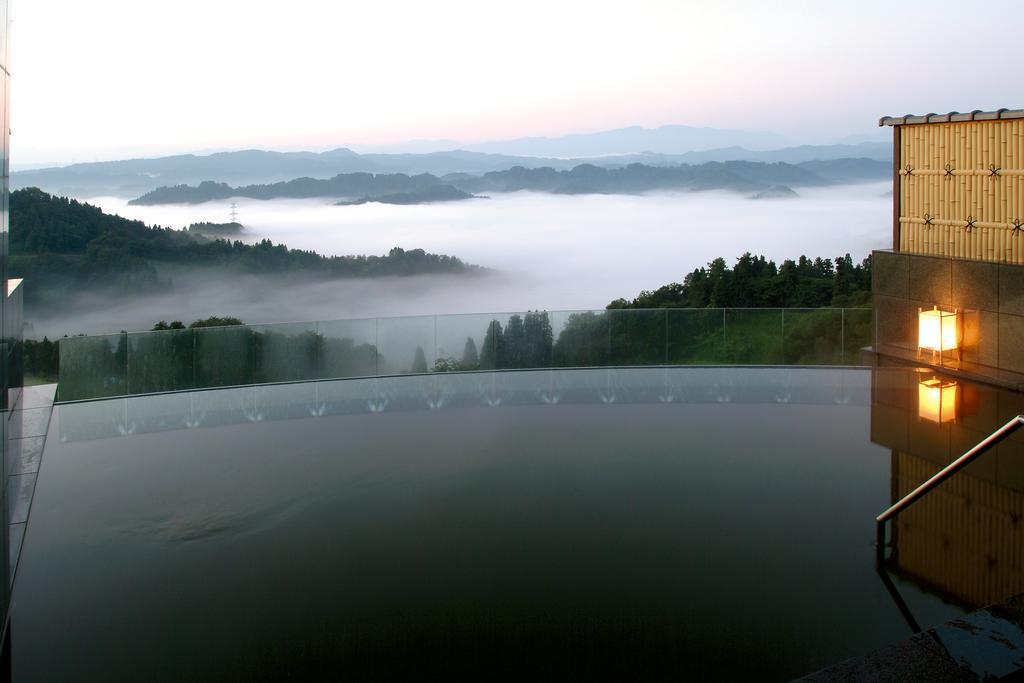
55, 396, 127, 442
375, 374, 437, 411
57, 333, 127, 402
781, 309, 843, 365
194, 325, 255, 389
609, 308, 666, 366
187, 385, 257, 428
666, 309, 725, 364
125, 392, 192, 436
842, 308, 874, 365
549, 366, 610, 403
432, 370, 496, 409
317, 318, 378, 379
375, 315, 435, 375
313, 374, 381, 418
551, 309, 609, 368
5, 278, 22, 409
6, 279, 22, 348
127, 328, 195, 395
252, 321, 319, 384
0, 339, 8, 411
723, 309, 784, 364
607, 366, 670, 404
54, 308, 869, 401
434, 313, 494, 373
254, 381, 318, 421
491, 367, 556, 405
0, 406, 6, 481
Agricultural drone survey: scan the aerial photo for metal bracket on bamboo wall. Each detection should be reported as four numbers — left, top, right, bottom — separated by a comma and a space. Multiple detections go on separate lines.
899, 216, 1024, 232
897, 167, 1024, 176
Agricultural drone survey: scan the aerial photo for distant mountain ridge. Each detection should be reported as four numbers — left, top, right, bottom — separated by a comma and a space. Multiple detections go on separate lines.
350, 124, 788, 156
601, 142, 891, 166
12, 148, 383, 198
450, 161, 828, 195
129, 158, 890, 205
14, 139, 892, 199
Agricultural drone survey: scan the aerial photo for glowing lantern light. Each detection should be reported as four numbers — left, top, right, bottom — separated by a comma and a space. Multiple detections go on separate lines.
918, 377, 958, 423
918, 306, 959, 360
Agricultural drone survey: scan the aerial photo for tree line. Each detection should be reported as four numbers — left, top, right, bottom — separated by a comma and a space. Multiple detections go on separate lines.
608, 253, 871, 310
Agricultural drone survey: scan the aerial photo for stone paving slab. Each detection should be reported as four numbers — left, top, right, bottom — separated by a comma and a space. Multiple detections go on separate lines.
798, 594, 1024, 681
17, 385, 57, 410
7, 435, 43, 476
9, 407, 52, 440
7, 383, 56, 587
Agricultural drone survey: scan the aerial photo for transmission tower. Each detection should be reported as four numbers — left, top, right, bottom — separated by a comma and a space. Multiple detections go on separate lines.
229, 202, 239, 223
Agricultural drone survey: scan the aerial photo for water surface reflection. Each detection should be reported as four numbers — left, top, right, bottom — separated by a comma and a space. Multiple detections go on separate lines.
10, 366, 1021, 680
872, 365, 1024, 611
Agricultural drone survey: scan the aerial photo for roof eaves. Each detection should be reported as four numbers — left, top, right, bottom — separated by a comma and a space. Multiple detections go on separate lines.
879, 109, 1024, 127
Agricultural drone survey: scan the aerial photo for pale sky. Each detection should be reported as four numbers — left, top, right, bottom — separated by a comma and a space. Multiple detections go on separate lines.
10, 0, 1023, 165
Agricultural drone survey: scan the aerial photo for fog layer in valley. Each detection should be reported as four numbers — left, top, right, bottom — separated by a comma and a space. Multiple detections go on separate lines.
30, 185, 890, 338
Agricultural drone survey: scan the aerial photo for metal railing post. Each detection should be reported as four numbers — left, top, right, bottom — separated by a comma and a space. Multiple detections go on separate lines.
781, 308, 785, 362
722, 308, 726, 357
841, 308, 846, 363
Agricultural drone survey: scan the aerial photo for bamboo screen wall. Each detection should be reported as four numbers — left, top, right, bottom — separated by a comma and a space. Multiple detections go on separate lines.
898, 120, 1024, 263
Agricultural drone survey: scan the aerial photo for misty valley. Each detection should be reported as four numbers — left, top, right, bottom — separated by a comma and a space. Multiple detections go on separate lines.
12, 183, 887, 341
9, 142, 890, 387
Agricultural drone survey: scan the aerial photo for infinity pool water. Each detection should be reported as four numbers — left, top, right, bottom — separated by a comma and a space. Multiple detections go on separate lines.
9, 367, 1004, 680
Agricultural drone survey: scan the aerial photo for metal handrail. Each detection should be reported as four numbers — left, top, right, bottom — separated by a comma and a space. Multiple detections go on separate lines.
876, 414, 1024, 556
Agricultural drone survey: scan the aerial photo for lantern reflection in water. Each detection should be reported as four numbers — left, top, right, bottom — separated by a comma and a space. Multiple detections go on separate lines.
918, 377, 958, 423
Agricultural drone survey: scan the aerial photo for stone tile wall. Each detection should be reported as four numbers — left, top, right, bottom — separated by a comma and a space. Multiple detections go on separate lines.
873, 250, 1024, 380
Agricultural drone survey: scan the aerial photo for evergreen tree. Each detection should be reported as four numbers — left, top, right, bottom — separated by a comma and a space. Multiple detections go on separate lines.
776, 259, 799, 305
523, 311, 554, 367
833, 253, 853, 300
505, 314, 526, 368
462, 337, 479, 369
479, 320, 505, 370
707, 257, 729, 307
411, 346, 428, 373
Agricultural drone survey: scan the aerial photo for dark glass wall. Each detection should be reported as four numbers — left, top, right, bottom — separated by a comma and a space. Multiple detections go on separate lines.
0, 0, 11, 641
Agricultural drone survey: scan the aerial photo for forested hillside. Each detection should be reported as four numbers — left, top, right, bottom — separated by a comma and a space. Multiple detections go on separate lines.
10, 187, 479, 304
607, 253, 872, 310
